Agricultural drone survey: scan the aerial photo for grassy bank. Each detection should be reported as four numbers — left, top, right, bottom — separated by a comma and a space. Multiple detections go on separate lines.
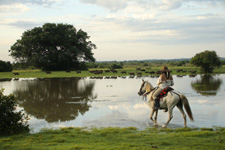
0, 127, 224, 150
0, 66, 225, 79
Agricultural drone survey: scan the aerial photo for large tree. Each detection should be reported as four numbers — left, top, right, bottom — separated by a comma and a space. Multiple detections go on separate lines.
190, 50, 221, 73
9, 23, 96, 71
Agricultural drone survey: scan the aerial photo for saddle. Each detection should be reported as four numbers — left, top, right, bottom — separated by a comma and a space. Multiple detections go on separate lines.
158, 87, 174, 100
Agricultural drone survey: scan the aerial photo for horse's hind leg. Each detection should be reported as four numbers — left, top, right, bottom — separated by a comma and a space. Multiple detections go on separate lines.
177, 104, 187, 127
163, 108, 173, 128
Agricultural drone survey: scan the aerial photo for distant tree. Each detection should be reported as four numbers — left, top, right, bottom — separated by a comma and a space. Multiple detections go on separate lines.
9, 23, 96, 71
190, 50, 221, 73
221, 59, 225, 65
0, 60, 13, 72
110, 64, 123, 69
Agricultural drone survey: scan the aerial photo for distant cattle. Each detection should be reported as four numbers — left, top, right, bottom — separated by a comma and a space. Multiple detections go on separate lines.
129, 72, 135, 76
177, 69, 183, 73
149, 71, 155, 74
110, 69, 117, 73
89, 70, 103, 74
156, 70, 162, 74
136, 68, 141, 71
105, 70, 110, 73
189, 70, 197, 74
137, 72, 142, 76
13, 72, 19, 75
45, 71, 51, 74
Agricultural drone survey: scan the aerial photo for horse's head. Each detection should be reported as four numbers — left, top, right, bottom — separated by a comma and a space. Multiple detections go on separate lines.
138, 79, 154, 96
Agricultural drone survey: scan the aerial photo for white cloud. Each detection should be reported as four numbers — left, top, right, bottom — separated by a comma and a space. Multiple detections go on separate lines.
0, 0, 61, 6
80, 0, 128, 11
0, 3, 29, 14
8, 20, 42, 29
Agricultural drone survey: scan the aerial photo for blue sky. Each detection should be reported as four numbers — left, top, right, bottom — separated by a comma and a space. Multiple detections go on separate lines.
1, 0, 225, 61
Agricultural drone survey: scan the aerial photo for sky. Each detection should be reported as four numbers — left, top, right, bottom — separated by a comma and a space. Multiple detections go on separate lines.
1, 0, 225, 62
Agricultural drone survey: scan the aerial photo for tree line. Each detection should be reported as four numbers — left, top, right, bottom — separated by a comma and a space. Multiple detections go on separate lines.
0, 23, 223, 73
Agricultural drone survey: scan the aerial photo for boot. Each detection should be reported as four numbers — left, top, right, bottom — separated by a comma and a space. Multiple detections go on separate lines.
154, 98, 160, 110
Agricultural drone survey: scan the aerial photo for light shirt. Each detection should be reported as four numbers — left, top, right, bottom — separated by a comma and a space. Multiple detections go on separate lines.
157, 76, 174, 89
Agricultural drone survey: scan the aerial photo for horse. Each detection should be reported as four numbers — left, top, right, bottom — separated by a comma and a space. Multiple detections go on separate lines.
138, 79, 194, 128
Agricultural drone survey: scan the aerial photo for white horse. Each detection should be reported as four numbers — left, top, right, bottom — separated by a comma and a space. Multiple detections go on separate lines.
138, 79, 194, 128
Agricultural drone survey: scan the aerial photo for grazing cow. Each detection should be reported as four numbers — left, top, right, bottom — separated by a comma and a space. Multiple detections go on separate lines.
13, 72, 19, 75
156, 70, 161, 74
189, 70, 197, 74
137, 72, 142, 76
121, 71, 127, 74
45, 71, 51, 74
90, 70, 103, 74
111, 69, 117, 73
76, 71, 81, 74
105, 70, 110, 73
129, 72, 135, 76
149, 71, 155, 75
177, 69, 183, 73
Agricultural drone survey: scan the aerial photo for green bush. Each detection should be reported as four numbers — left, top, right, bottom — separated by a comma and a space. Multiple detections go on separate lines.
0, 60, 13, 72
0, 89, 29, 136
110, 64, 123, 69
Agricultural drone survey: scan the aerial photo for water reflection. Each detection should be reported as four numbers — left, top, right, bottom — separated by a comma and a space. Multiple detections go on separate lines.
191, 75, 222, 96
1, 75, 225, 131
13, 78, 96, 122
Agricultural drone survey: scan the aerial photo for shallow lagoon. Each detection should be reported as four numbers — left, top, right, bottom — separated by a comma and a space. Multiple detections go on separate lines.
1, 74, 225, 132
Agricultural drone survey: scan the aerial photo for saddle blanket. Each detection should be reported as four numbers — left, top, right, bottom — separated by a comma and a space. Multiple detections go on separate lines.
158, 87, 174, 101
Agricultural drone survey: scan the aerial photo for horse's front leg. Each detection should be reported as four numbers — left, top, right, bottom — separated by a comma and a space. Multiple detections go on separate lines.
154, 110, 158, 126
150, 109, 158, 126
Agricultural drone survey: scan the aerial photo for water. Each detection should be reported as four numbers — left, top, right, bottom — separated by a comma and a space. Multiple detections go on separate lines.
0, 74, 225, 133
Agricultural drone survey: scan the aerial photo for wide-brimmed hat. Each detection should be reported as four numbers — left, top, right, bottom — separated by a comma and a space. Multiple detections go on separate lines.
161, 66, 170, 72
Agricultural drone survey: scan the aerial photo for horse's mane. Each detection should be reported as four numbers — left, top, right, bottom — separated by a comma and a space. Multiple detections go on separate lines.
145, 81, 154, 92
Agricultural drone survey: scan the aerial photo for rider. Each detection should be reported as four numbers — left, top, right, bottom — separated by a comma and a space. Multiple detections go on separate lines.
152, 66, 174, 110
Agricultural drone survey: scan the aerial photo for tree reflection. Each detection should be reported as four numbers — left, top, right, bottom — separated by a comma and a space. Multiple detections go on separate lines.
13, 78, 97, 122
191, 75, 222, 96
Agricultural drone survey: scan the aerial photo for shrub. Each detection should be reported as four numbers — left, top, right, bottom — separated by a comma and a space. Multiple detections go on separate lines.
110, 64, 123, 69
0, 89, 29, 136
0, 60, 13, 72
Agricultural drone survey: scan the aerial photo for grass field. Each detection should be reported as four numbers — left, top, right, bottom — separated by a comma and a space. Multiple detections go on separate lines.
1, 66, 225, 79
0, 127, 224, 150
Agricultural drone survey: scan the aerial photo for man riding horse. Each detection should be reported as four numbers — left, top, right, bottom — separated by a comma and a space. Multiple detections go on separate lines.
153, 66, 174, 110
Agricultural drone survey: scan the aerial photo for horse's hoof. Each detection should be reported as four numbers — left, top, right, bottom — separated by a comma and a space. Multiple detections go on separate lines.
153, 123, 158, 127
162, 124, 167, 128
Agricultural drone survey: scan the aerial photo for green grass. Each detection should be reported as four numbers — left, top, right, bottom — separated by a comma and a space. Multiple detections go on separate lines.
0, 66, 225, 79
0, 127, 224, 150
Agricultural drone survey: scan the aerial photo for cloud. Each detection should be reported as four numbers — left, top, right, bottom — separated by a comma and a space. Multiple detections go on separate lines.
0, 0, 59, 6
79, 0, 129, 11
0, 3, 29, 13
86, 10, 225, 45
8, 20, 43, 30
80, 0, 225, 12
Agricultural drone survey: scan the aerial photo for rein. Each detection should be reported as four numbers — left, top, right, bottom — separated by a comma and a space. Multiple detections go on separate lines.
142, 87, 157, 101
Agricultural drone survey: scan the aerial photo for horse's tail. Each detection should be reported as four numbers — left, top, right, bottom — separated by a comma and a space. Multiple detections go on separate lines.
180, 94, 194, 121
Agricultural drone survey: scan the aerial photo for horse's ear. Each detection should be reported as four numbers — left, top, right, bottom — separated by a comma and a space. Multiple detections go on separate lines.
142, 79, 145, 82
